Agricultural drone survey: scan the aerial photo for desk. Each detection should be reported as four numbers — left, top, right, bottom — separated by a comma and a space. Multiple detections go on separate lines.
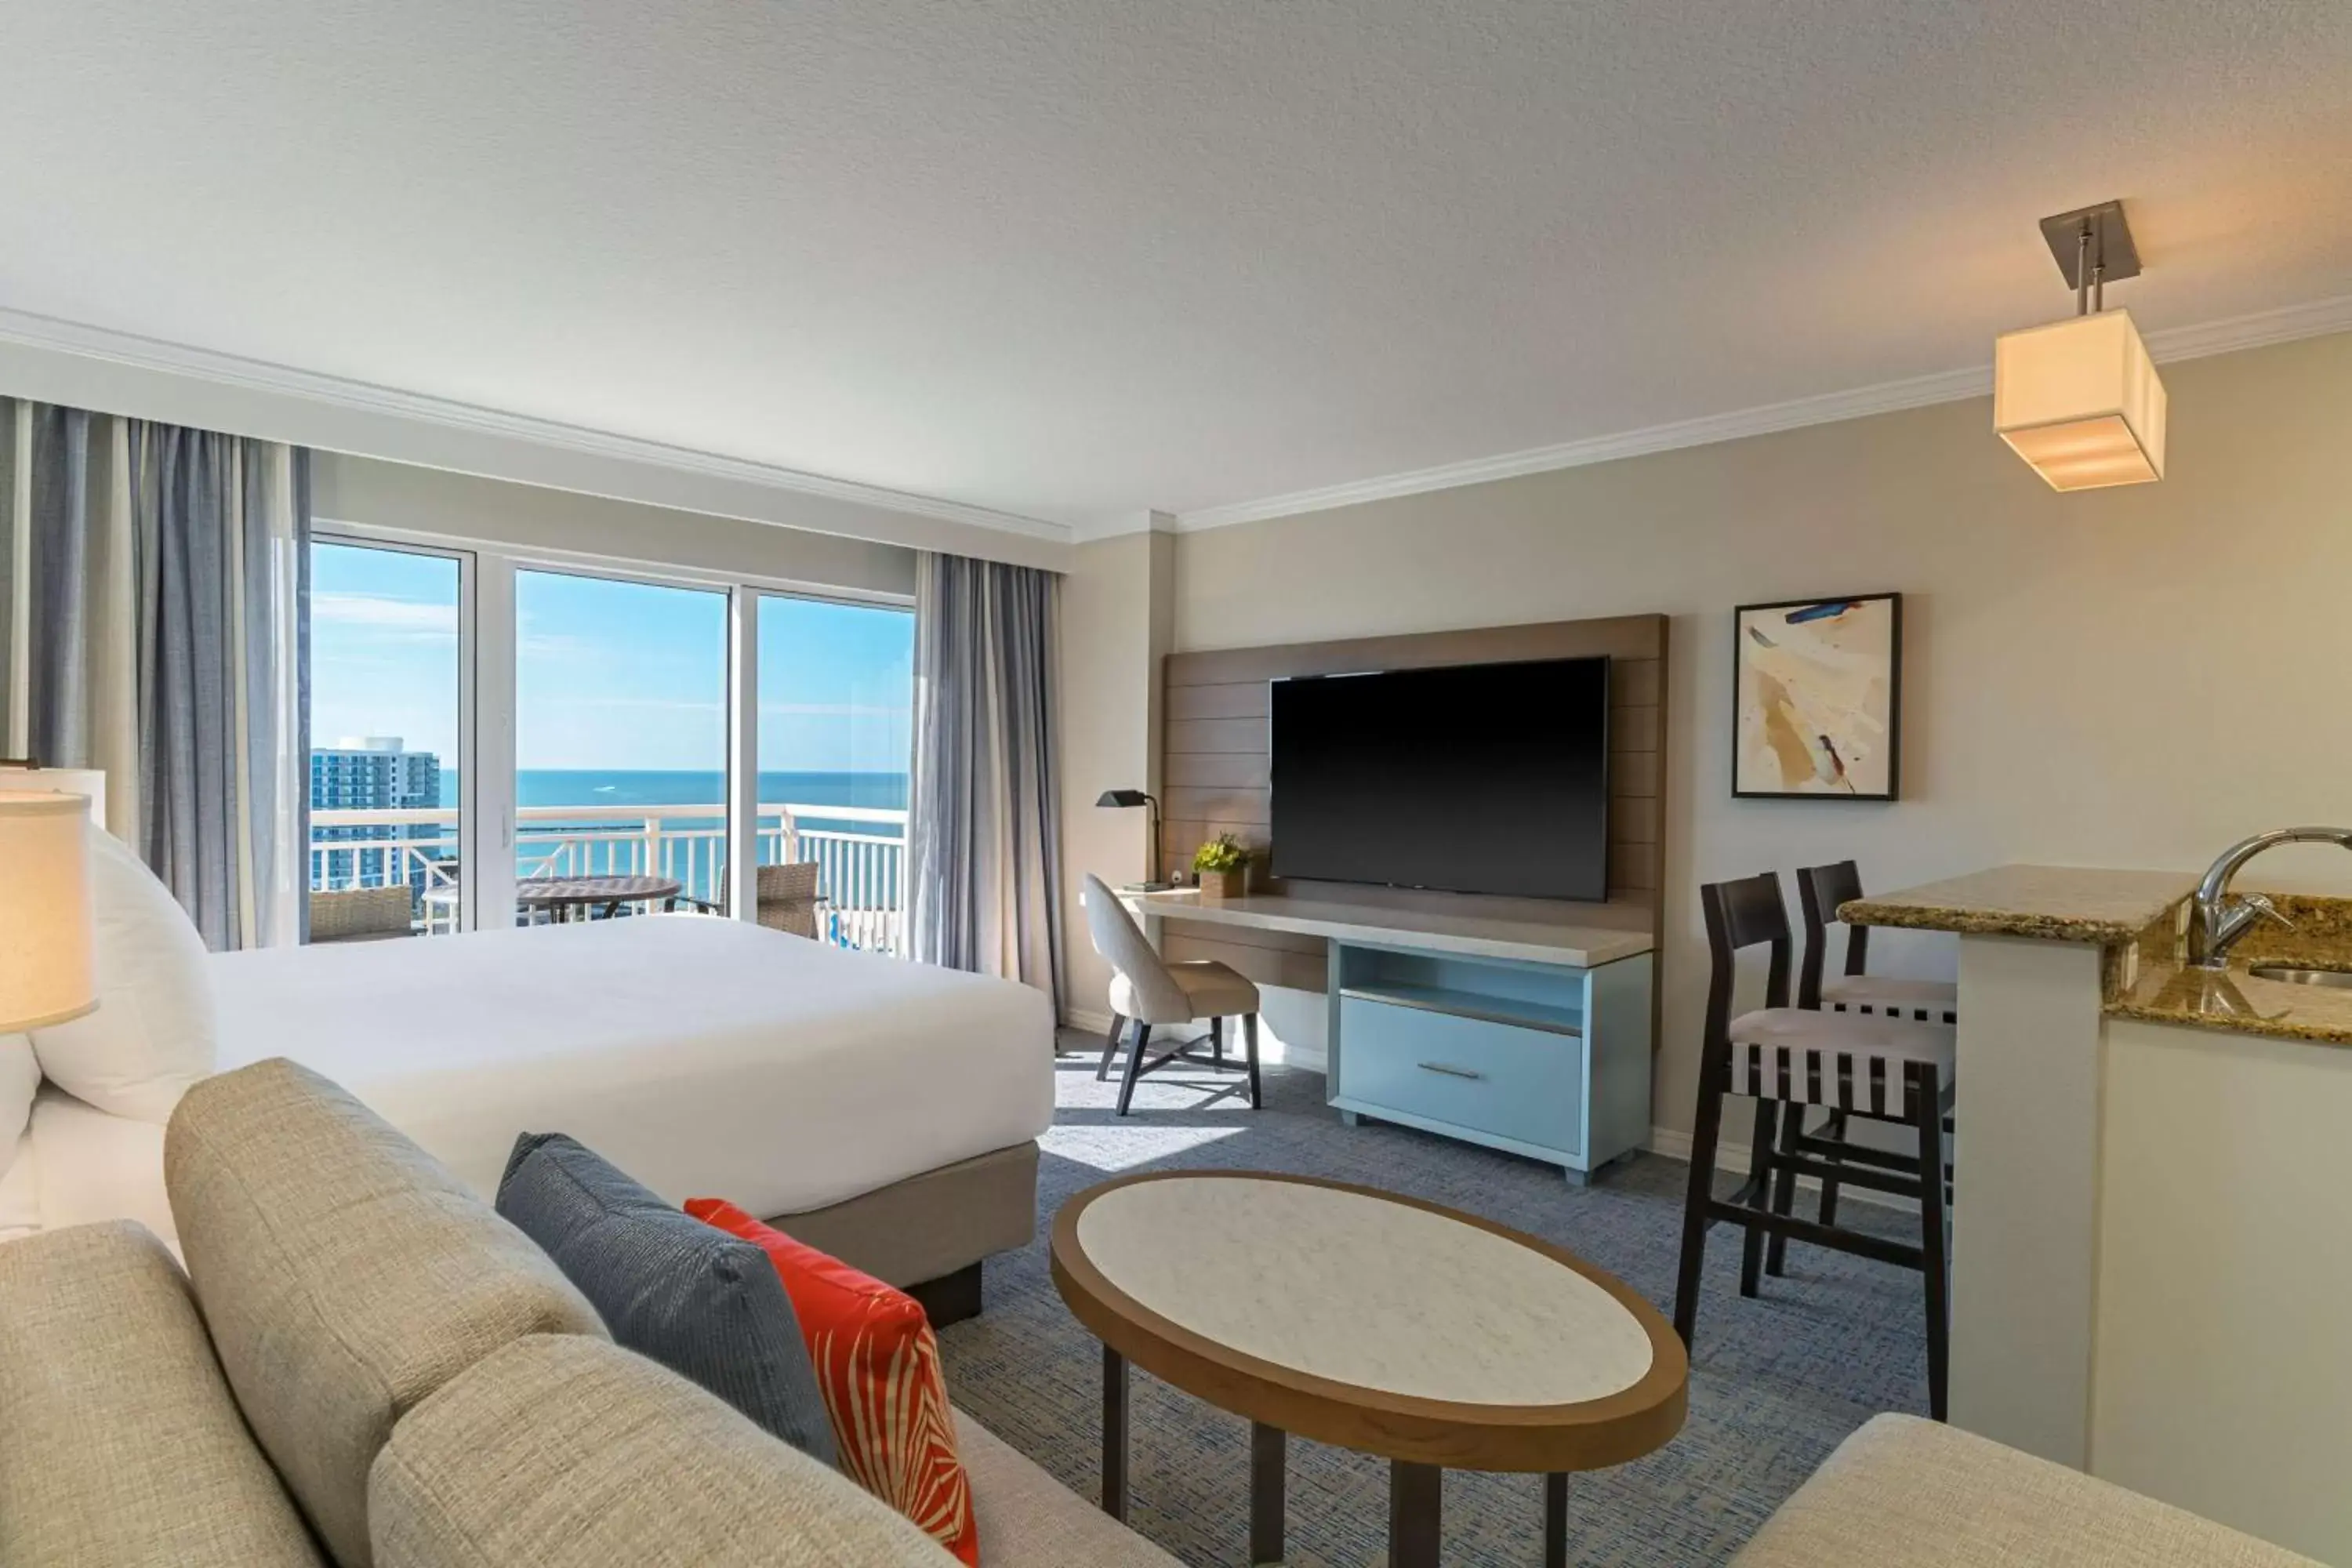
1120, 888, 1655, 1182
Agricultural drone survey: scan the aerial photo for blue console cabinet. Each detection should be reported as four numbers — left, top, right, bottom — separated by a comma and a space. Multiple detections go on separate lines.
1326, 938, 1653, 1182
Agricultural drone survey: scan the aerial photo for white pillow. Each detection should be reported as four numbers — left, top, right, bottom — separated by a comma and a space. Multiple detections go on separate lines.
0, 1036, 35, 1179
27, 828, 218, 1123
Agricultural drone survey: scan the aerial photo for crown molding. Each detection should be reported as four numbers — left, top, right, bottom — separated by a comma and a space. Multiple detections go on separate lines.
0, 307, 1073, 545
1068, 507, 1178, 543
1174, 292, 2352, 533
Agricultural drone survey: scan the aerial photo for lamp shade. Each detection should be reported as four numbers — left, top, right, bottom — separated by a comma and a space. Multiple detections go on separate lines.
5, 768, 107, 836
0, 791, 98, 1032
1994, 309, 2167, 491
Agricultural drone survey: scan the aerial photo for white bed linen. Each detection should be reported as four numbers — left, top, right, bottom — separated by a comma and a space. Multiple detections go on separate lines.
0, 1129, 40, 1242
24, 1087, 172, 1249
209, 915, 1054, 1218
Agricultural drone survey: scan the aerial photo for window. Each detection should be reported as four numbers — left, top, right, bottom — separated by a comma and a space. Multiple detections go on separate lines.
514, 568, 731, 912
307, 541, 464, 936
757, 595, 914, 949
303, 533, 913, 952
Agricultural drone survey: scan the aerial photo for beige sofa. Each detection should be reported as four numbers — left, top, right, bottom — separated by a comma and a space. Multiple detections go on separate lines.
1734, 1413, 2320, 1567
0, 1057, 1174, 1568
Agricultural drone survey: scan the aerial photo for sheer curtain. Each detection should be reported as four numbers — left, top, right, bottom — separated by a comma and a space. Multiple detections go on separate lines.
906, 552, 1064, 998
1, 398, 310, 950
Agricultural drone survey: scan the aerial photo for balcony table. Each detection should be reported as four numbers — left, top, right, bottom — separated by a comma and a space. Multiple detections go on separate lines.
514, 873, 684, 923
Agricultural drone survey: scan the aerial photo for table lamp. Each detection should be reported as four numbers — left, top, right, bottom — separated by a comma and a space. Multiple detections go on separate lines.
0, 786, 98, 1031
1095, 789, 1171, 891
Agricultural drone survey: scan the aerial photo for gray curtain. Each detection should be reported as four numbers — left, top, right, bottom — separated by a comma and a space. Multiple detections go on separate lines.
1, 398, 310, 951
906, 552, 1065, 999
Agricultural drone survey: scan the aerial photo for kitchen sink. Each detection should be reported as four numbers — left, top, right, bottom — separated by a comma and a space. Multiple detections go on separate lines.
2249, 966, 2352, 989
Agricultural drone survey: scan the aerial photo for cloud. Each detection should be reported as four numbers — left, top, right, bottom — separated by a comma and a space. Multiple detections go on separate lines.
560, 695, 725, 714
313, 592, 456, 636
760, 702, 909, 720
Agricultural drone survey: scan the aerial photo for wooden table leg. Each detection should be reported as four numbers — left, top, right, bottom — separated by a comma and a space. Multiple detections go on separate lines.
1544, 1472, 1569, 1568
1102, 1345, 1128, 1521
1388, 1461, 1441, 1567
1250, 1423, 1285, 1565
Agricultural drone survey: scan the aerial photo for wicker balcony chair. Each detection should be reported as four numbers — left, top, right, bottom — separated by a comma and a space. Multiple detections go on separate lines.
753, 861, 826, 938
309, 886, 416, 943
677, 860, 828, 939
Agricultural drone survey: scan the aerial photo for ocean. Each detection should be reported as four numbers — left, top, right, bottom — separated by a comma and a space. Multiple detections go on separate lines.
438, 768, 907, 829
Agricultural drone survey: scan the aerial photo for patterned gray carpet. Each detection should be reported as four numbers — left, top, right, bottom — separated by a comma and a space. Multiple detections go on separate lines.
937, 1037, 1931, 1566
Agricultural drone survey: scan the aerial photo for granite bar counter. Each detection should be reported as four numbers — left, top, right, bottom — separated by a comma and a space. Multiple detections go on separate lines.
1844, 864, 2352, 1561
1846, 866, 2352, 1047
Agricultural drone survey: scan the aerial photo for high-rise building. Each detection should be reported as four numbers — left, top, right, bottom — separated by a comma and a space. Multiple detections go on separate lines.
310, 737, 442, 892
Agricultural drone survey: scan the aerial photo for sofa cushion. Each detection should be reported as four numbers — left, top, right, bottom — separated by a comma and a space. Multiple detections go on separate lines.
0, 1220, 325, 1567
1732, 1413, 2321, 1566
955, 1410, 1182, 1567
28, 825, 218, 1122
165, 1058, 607, 1568
689, 1196, 978, 1562
496, 1132, 839, 1467
369, 1334, 952, 1568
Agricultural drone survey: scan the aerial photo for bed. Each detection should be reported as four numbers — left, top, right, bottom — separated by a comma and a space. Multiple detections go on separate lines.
12, 916, 1055, 1316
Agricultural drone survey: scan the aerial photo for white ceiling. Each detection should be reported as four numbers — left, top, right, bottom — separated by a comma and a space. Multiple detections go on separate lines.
3, 1, 2350, 537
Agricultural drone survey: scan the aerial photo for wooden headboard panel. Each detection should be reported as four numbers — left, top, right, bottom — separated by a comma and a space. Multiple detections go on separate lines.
1159, 612, 1668, 909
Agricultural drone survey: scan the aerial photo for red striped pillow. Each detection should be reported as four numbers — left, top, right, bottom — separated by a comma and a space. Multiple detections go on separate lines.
687, 1198, 978, 1565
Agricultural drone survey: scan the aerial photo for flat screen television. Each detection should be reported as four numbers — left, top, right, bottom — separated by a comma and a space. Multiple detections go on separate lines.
1269, 656, 1610, 902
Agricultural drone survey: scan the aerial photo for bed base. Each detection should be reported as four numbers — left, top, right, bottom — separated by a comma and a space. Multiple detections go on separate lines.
761, 1138, 1038, 1327
903, 1261, 986, 1328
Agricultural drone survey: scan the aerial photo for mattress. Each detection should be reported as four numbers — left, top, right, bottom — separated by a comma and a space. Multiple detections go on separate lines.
209, 915, 1055, 1219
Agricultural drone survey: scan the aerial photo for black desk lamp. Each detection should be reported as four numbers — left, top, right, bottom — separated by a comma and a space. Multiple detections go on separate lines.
1095, 789, 1171, 891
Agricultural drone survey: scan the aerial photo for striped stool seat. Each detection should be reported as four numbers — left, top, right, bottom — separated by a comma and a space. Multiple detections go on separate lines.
1679, 870, 1954, 1421
1820, 975, 1958, 1025
1727, 1008, 1954, 1118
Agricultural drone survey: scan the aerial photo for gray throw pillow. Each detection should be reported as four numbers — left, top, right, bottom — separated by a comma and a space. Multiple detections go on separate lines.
494, 1133, 838, 1468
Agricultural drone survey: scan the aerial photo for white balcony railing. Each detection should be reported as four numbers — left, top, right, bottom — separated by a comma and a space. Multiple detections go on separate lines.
310, 802, 909, 955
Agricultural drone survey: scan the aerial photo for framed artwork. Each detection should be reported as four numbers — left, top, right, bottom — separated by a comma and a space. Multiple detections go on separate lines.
1732, 593, 1902, 800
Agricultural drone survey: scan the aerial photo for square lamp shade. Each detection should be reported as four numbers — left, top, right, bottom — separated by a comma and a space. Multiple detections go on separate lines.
0, 790, 98, 1033
1994, 309, 2167, 492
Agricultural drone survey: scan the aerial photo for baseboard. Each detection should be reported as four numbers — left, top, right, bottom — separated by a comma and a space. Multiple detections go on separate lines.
1062, 1006, 1115, 1036
1645, 1125, 1918, 1215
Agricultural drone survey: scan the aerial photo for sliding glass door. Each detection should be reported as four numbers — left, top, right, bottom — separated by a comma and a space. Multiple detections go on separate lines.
514, 568, 731, 915
306, 539, 466, 938
755, 595, 913, 950
303, 533, 913, 948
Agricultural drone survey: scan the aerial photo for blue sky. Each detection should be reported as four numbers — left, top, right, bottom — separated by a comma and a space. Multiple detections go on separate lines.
310, 543, 913, 772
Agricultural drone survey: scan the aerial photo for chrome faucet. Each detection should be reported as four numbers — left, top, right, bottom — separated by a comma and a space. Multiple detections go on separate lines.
2189, 827, 2352, 969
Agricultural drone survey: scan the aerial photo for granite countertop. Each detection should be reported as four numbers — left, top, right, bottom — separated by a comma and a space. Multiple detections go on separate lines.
1851, 868, 2352, 1045
1839, 865, 2197, 944
2111, 960, 2352, 1046
2108, 892, 2352, 1046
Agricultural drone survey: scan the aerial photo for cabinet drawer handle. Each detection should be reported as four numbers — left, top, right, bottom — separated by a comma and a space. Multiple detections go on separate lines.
1417, 1061, 1486, 1081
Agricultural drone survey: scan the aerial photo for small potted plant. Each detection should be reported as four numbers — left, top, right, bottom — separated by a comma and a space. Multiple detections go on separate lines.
1192, 833, 1252, 902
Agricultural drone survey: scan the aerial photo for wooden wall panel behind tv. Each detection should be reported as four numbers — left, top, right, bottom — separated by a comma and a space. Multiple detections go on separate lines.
1156, 613, 1670, 996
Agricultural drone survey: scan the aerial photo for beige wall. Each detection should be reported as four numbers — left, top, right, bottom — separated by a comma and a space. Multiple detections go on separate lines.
314, 453, 918, 596
1171, 330, 2352, 1138
1057, 529, 1174, 1021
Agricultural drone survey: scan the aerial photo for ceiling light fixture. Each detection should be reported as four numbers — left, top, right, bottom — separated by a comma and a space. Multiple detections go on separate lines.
1994, 201, 2166, 491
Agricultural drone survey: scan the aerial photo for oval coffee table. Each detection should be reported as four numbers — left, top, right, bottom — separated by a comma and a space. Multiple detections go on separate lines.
1050, 1171, 1687, 1566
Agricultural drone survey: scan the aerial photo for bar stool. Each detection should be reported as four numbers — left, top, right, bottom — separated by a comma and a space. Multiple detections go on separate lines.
1784, 860, 1961, 1268
1797, 860, 1958, 1023
1673, 871, 1955, 1419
